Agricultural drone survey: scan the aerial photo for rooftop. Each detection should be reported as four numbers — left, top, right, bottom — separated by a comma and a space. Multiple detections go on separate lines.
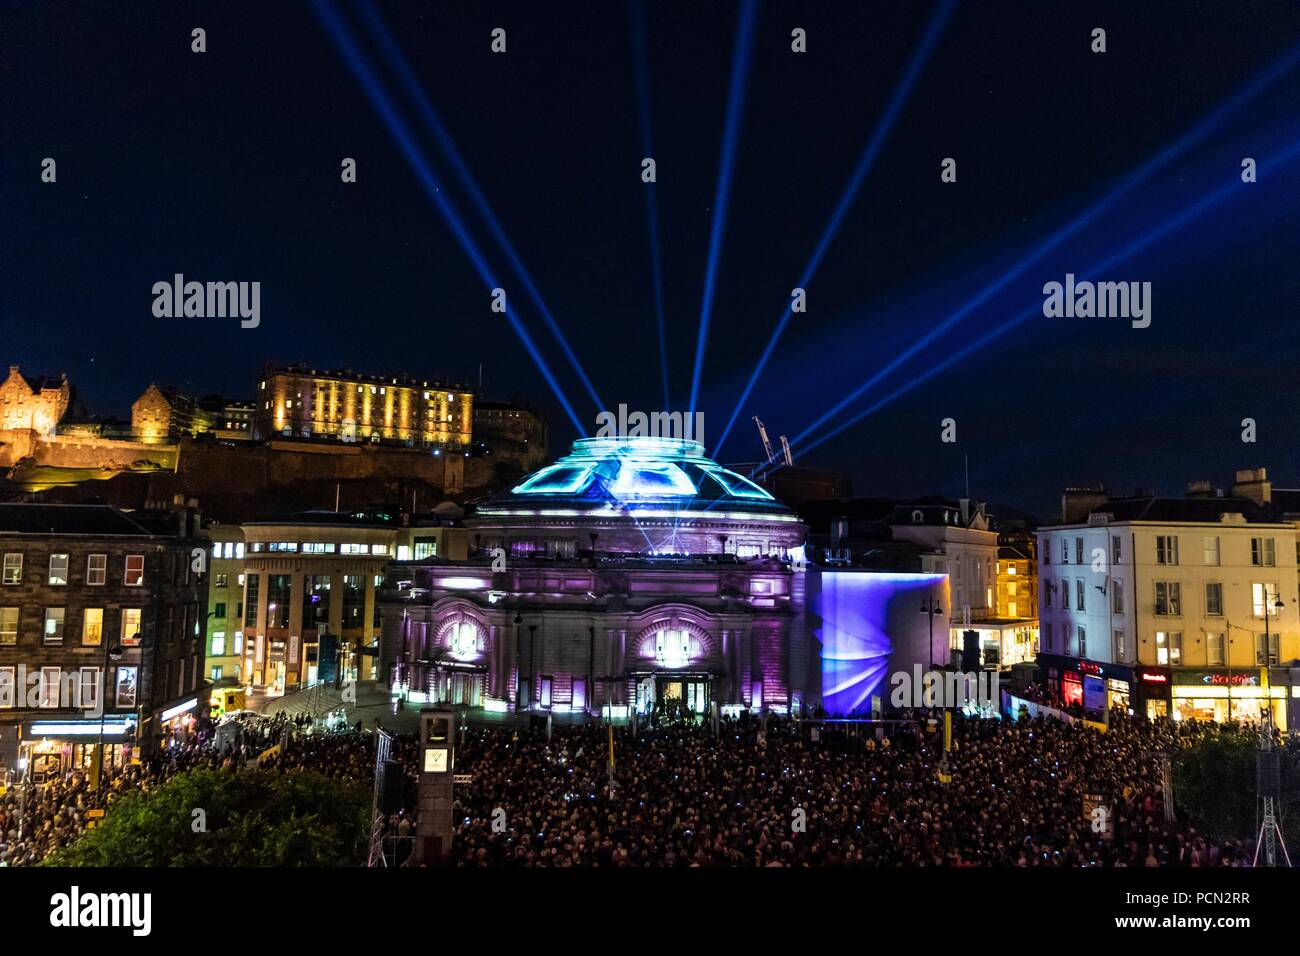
0, 503, 180, 537
1048, 495, 1286, 526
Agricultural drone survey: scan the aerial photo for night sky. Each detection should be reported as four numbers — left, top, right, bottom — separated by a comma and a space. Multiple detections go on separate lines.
4, 0, 1300, 518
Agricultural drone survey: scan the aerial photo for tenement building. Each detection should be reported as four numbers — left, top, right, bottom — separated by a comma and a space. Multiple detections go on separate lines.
254, 363, 474, 450
1037, 490, 1300, 727
380, 437, 812, 717
0, 504, 209, 781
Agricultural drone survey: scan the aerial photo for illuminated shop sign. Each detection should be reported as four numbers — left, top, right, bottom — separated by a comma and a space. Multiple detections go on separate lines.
1138, 670, 1169, 684
1198, 673, 1258, 687
28, 719, 135, 737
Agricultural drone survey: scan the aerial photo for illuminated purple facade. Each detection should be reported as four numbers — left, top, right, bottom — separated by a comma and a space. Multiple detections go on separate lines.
806, 570, 950, 716
380, 438, 812, 716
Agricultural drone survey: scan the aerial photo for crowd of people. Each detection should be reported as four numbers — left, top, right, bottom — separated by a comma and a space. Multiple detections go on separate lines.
0, 702, 1284, 867
446, 711, 1264, 867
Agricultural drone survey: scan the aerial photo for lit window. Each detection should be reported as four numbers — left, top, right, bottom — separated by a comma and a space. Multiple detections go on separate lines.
0, 607, 17, 645
83, 608, 103, 646
1252, 582, 1281, 617
2, 553, 21, 585
122, 608, 143, 646
124, 554, 145, 586
44, 608, 65, 644
48, 553, 69, 586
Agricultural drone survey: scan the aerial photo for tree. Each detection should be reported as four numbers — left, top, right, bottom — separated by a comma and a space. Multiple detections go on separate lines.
44, 767, 370, 867
1171, 730, 1300, 849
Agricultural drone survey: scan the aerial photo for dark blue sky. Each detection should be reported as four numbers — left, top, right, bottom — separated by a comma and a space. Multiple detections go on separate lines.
4, 0, 1300, 518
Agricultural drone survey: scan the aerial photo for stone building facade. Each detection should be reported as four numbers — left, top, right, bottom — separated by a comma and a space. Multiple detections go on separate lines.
381, 437, 812, 717
0, 504, 209, 779
0, 366, 71, 436
132, 384, 211, 443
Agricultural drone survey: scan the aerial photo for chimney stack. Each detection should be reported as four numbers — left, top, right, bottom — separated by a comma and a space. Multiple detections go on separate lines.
1232, 467, 1271, 505
1061, 484, 1108, 524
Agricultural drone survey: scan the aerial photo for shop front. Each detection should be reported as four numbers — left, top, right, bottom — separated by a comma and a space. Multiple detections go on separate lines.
1169, 668, 1290, 730
155, 695, 202, 749
1135, 667, 1171, 719
1038, 655, 1138, 719
19, 717, 137, 783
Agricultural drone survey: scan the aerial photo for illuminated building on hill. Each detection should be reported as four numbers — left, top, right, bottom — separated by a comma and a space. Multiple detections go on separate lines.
254, 363, 474, 450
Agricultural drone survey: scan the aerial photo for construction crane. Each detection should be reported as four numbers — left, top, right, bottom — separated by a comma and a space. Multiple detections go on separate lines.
779, 435, 794, 467
753, 417, 776, 464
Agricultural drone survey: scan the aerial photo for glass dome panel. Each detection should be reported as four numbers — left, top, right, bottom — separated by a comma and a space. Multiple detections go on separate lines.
609, 460, 697, 498
513, 463, 595, 495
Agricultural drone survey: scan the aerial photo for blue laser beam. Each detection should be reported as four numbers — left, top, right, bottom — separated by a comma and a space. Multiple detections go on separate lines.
793, 134, 1300, 458
784, 39, 1300, 458
630, 0, 672, 411
688, 0, 760, 419
310, 0, 585, 435
353, 0, 605, 416
714, 0, 957, 457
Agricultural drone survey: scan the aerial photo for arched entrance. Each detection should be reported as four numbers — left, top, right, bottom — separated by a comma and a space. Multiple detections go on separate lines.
629, 617, 717, 716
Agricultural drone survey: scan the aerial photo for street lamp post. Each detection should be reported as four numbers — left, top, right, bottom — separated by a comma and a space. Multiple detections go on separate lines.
1226, 594, 1284, 724
920, 598, 944, 674
95, 638, 124, 806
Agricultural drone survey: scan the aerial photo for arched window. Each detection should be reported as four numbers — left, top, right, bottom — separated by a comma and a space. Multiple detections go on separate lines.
438, 618, 482, 661
654, 628, 691, 669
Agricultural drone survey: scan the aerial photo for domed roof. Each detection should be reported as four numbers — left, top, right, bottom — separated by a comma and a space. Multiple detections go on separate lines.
476, 437, 799, 522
